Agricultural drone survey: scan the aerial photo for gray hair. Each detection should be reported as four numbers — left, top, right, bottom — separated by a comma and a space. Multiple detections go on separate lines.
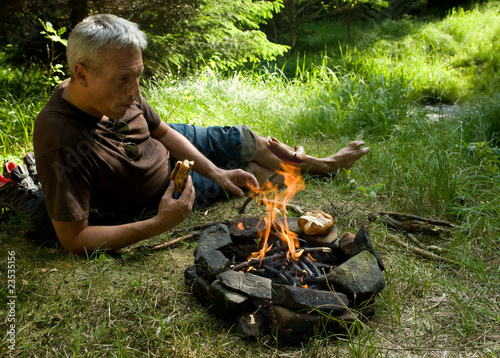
67, 14, 147, 75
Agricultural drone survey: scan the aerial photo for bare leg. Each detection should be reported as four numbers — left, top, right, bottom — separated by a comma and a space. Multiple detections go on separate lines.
251, 134, 369, 185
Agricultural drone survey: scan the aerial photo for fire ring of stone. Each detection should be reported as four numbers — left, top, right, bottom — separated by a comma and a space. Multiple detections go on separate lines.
184, 219, 385, 345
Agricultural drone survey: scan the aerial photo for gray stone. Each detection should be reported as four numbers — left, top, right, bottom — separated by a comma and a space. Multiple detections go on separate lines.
228, 217, 266, 239
326, 250, 385, 306
269, 305, 358, 346
272, 284, 349, 314
208, 279, 252, 310
197, 250, 230, 280
195, 224, 233, 262
350, 226, 385, 271
218, 270, 272, 300
184, 266, 211, 307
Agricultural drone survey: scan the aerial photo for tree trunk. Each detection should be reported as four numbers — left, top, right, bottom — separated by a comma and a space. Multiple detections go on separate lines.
289, 0, 296, 55
346, 6, 352, 40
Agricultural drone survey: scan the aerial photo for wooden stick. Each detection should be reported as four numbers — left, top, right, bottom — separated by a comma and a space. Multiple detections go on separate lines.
369, 213, 448, 235
303, 255, 323, 276
386, 233, 455, 264
379, 211, 455, 228
238, 195, 256, 214
406, 232, 428, 249
407, 233, 446, 252
150, 231, 201, 251
239, 172, 279, 214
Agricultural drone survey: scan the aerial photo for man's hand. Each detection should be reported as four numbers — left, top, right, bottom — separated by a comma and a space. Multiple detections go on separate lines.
155, 176, 195, 229
214, 168, 259, 197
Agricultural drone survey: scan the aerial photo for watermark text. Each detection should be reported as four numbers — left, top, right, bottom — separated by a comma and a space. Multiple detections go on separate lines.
6, 251, 16, 352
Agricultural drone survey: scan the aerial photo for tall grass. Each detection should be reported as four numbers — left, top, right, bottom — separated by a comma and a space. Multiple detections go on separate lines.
145, 60, 409, 142
288, 3, 500, 104
0, 62, 45, 158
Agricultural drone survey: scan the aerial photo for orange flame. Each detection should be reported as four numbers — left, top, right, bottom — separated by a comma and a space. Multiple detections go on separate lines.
307, 253, 317, 262
248, 164, 306, 264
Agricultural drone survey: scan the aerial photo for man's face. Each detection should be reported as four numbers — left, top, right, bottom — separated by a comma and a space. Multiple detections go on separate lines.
85, 46, 144, 120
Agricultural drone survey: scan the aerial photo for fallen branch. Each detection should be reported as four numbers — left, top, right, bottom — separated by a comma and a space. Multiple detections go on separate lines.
386, 233, 455, 264
379, 211, 455, 228
263, 200, 305, 216
407, 233, 446, 253
240, 197, 306, 216
369, 213, 449, 235
151, 231, 201, 251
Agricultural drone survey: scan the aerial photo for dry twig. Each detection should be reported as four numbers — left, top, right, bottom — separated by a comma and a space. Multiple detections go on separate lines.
369, 213, 451, 235
150, 231, 201, 251
386, 232, 455, 264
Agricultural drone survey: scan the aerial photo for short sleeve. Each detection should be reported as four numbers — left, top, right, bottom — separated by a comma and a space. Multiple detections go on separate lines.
138, 95, 162, 132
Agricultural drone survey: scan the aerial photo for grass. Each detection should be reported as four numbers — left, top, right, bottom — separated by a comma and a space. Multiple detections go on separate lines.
288, 3, 500, 104
1, 3, 500, 357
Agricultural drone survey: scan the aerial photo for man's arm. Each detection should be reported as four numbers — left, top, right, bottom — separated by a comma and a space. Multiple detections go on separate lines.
151, 122, 259, 196
52, 178, 195, 255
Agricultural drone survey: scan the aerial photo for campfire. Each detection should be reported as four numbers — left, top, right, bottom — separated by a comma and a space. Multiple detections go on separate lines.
185, 164, 385, 345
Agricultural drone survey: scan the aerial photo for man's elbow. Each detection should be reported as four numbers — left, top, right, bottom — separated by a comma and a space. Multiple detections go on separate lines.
59, 237, 88, 256
51, 219, 90, 256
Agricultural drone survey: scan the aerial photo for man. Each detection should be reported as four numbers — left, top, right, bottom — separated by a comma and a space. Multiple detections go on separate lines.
33, 14, 369, 255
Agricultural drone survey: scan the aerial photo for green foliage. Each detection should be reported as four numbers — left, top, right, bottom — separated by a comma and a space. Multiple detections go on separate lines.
0, 56, 45, 156
1, 0, 287, 78
39, 19, 67, 100
145, 0, 289, 75
331, 0, 389, 10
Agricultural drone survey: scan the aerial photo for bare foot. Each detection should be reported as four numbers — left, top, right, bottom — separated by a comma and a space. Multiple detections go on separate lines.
329, 140, 370, 171
314, 141, 370, 174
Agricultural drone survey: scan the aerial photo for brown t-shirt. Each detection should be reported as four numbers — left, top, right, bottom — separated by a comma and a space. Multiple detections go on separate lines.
33, 79, 170, 222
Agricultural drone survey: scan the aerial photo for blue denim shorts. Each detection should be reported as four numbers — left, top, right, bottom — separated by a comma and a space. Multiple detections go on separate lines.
167, 123, 257, 208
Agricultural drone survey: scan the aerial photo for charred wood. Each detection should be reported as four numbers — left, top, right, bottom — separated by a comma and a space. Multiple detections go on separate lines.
299, 260, 314, 277
232, 247, 332, 271
302, 256, 323, 276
